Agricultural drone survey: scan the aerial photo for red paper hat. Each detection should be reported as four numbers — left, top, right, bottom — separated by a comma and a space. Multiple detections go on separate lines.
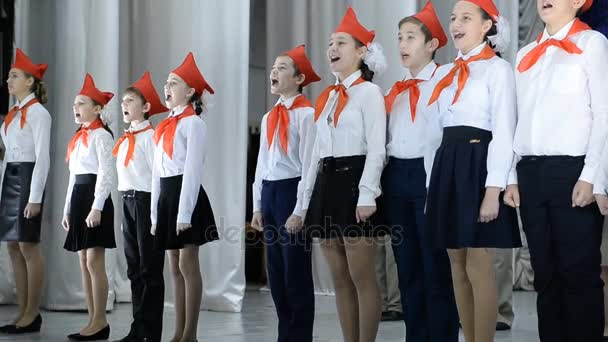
171, 52, 214, 96
413, 1, 448, 49
335, 7, 375, 46
12, 48, 48, 80
78, 73, 114, 105
464, 0, 500, 21
284, 45, 321, 87
583, 0, 593, 12
130, 71, 169, 116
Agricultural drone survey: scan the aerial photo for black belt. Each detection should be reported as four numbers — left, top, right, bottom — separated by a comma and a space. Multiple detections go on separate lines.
122, 190, 151, 198
520, 155, 585, 163
75, 174, 97, 185
319, 156, 366, 174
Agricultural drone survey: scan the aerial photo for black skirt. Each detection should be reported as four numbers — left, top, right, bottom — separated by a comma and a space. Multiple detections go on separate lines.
426, 126, 522, 249
0, 162, 43, 242
304, 155, 387, 239
153, 175, 219, 250
63, 174, 116, 252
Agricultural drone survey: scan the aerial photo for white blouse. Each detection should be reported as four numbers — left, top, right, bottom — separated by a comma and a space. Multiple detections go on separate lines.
115, 120, 155, 192
0, 93, 51, 203
513, 19, 608, 190
303, 70, 386, 209
64, 125, 116, 215
150, 104, 207, 225
252, 94, 315, 218
426, 43, 517, 190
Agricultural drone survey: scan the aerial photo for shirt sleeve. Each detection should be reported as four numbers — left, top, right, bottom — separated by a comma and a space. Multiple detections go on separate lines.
357, 85, 387, 206
252, 116, 268, 214
581, 33, 608, 184
302, 129, 320, 211
177, 117, 206, 224
28, 107, 52, 203
485, 61, 517, 189
150, 145, 160, 225
92, 132, 116, 211
293, 108, 316, 217
64, 172, 76, 215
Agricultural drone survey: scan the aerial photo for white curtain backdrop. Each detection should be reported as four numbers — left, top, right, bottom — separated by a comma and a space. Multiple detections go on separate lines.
0, 0, 248, 313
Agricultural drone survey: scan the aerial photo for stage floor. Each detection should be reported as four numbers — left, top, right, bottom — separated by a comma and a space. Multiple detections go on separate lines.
0, 289, 541, 341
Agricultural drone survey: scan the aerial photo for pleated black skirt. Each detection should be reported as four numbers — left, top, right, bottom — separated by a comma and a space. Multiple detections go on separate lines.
0, 162, 43, 242
153, 175, 219, 250
63, 174, 116, 252
426, 126, 521, 249
304, 155, 388, 239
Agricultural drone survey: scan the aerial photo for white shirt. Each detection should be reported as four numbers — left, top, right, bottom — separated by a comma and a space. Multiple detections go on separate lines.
252, 95, 315, 218
426, 43, 517, 189
151, 104, 207, 225
115, 120, 155, 192
0, 93, 51, 203
64, 125, 116, 215
513, 20, 608, 191
303, 70, 387, 209
387, 61, 438, 160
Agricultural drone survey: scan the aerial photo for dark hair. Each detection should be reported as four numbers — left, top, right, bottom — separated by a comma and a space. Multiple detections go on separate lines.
479, 9, 502, 58
189, 92, 204, 116
398, 16, 438, 59
353, 39, 374, 81
124, 87, 150, 119
24, 72, 48, 104
281, 53, 304, 93
91, 99, 114, 138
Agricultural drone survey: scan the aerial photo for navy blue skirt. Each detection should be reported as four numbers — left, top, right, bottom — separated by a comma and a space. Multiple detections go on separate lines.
426, 126, 521, 249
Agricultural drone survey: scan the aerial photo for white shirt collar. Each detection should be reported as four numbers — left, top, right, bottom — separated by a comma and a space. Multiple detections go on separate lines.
539, 19, 577, 44
16, 93, 36, 108
404, 60, 437, 81
335, 70, 363, 88
274, 94, 301, 109
128, 120, 151, 132
170, 104, 190, 117
457, 42, 488, 61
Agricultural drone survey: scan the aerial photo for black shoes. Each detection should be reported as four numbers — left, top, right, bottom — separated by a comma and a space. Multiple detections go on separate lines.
68, 325, 111, 341
380, 310, 404, 322
496, 322, 511, 331
4, 314, 42, 334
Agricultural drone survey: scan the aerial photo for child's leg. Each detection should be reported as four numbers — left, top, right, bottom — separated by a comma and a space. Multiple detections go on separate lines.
466, 248, 498, 342
344, 236, 381, 342
168, 250, 185, 342
320, 237, 359, 342
17, 242, 44, 326
84, 247, 108, 334
448, 249, 474, 342
602, 266, 608, 336
6, 242, 27, 324
78, 250, 94, 333
179, 245, 202, 342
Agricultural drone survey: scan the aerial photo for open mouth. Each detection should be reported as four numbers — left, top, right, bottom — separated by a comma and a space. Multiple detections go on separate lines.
401, 53, 410, 59
271, 78, 279, 87
453, 32, 465, 40
330, 56, 341, 63
165, 94, 172, 101
75, 113, 81, 119
542, 1, 553, 9
123, 111, 130, 116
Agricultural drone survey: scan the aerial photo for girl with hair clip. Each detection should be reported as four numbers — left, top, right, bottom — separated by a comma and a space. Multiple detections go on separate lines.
63, 74, 117, 341
302, 7, 387, 342
0, 48, 50, 335
151, 52, 219, 342
424, 1, 521, 342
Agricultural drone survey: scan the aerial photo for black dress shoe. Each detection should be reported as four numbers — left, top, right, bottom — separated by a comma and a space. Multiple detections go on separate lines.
381, 310, 404, 322
603, 335, 608, 341
7, 314, 42, 334
496, 322, 511, 331
0, 324, 16, 333
69, 325, 111, 341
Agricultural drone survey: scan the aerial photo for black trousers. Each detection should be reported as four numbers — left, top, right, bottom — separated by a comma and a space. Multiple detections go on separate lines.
122, 191, 165, 342
517, 156, 604, 342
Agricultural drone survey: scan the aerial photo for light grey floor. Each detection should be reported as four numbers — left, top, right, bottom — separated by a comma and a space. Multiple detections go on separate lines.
0, 290, 541, 342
